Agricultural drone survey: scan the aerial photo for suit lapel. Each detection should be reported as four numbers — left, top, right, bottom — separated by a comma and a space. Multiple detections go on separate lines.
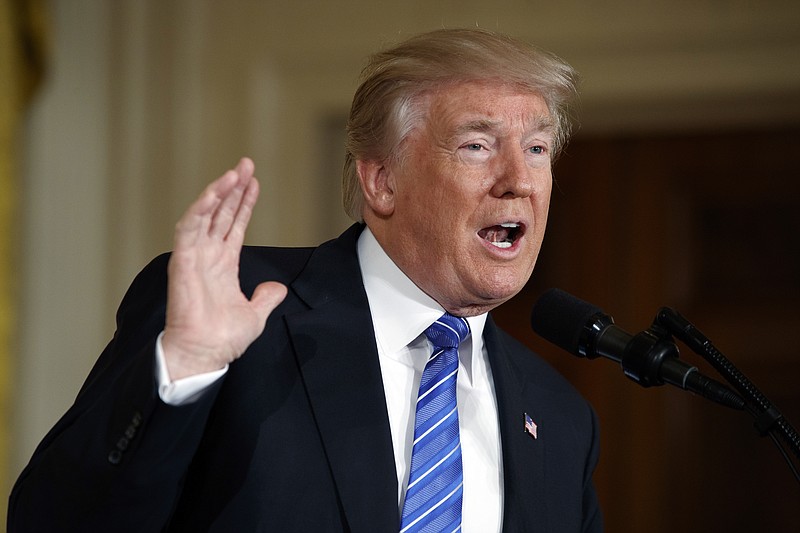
284, 224, 399, 532
485, 318, 548, 533
280, 225, 551, 531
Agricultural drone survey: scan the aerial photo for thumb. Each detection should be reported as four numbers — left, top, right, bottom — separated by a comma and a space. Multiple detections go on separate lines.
251, 281, 288, 325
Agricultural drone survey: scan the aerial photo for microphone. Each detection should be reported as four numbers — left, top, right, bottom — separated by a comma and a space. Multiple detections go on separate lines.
531, 288, 745, 410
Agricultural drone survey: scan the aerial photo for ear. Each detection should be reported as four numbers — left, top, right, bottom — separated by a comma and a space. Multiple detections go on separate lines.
356, 159, 395, 217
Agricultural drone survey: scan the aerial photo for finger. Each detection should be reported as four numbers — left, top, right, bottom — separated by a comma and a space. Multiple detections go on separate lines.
236, 156, 255, 177
250, 281, 288, 326
208, 158, 255, 239
225, 177, 260, 247
173, 167, 240, 249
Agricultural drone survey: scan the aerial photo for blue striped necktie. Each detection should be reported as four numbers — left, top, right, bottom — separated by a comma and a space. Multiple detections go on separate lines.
400, 313, 470, 533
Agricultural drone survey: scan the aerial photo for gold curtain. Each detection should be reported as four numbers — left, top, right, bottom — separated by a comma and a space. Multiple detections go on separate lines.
0, 0, 47, 496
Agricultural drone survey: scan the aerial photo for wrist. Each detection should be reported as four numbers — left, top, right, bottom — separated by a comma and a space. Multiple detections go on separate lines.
161, 331, 228, 380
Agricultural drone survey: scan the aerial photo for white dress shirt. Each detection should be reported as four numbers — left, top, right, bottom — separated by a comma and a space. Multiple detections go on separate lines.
156, 227, 504, 531
357, 229, 503, 532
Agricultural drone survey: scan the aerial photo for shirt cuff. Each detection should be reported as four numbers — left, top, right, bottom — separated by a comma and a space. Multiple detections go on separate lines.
155, 331, 228, 405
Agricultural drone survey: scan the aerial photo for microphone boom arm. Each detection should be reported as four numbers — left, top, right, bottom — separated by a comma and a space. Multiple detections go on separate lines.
656, 307, 800, 470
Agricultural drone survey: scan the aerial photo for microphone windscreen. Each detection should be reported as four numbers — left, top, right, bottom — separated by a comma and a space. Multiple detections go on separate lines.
530, 288, 604, 356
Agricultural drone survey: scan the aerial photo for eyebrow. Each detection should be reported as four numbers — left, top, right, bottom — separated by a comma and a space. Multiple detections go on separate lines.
456, 119, 502, 135
451, 115, 556, 140
528, 115, 556, 135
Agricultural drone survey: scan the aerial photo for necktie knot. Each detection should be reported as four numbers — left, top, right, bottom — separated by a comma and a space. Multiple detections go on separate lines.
424, 313, 470, 350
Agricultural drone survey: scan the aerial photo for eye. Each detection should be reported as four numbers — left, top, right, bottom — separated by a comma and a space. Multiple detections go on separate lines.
528, 145, 546, 155
457, 138, 493, 162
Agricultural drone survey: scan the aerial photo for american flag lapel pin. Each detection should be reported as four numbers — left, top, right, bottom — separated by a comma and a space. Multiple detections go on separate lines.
523, 412, 538, 440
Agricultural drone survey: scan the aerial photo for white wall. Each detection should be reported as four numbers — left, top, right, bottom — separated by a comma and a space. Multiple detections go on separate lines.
14, 0, 112, 474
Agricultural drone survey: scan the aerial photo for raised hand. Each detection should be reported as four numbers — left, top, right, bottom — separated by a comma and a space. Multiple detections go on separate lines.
161, 158, 287, 380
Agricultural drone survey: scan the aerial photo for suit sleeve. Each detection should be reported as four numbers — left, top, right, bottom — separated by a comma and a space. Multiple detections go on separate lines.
8, 254, 223, 532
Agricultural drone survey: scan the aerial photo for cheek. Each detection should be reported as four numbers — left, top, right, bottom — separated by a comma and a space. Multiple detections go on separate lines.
411, 184, 472, 229
534, 178, 552, 217
537, 196, 551, 223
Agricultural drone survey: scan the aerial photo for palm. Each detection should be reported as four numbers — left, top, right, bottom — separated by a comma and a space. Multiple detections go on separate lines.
161, 158, 287, 380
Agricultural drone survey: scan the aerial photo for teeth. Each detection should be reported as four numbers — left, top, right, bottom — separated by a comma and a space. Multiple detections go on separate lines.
479, 222, 521, 249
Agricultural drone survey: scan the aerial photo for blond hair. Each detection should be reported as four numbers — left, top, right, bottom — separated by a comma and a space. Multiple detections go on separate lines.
342, 28, 579, 221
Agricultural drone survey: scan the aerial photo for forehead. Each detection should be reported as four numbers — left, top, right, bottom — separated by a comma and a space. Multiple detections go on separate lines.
423, 81, 554, 138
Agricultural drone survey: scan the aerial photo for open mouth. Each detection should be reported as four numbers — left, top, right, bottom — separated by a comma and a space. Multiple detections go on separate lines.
478, 222, 523, 249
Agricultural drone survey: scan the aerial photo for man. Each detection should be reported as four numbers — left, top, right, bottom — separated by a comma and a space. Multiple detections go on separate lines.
9, 29, 601, 532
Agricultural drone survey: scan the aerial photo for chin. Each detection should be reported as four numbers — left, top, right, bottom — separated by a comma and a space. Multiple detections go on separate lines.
476, 277, 527, 307
490, 264, 531, 291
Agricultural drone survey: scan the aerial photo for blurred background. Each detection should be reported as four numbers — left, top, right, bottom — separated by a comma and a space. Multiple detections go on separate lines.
2, 0, 799, 530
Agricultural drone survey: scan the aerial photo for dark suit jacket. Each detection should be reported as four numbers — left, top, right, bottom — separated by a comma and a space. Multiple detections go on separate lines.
9, 223, 602, 532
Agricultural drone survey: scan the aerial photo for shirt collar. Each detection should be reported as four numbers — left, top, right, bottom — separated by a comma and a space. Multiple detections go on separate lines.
357, 227, 487, 380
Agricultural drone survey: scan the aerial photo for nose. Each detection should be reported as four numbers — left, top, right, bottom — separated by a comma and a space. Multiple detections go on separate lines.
490, 149, 537, 199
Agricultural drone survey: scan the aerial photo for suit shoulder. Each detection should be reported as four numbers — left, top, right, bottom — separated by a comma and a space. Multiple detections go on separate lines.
232, 245, 314, 294
240, 245, 315, 279
114, 245, 316, 328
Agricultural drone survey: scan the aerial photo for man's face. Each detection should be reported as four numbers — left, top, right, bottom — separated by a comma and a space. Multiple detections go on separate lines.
371, 81, 554, 316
